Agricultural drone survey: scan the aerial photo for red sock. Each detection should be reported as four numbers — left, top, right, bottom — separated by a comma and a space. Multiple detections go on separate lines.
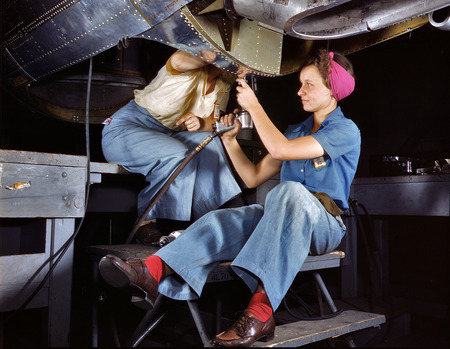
143, 255, 163, 282
246, 292, 273, 322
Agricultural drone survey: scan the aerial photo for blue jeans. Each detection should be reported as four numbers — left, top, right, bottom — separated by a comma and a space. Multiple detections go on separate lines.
101, 100, 241, 221
156, 181, 346, 311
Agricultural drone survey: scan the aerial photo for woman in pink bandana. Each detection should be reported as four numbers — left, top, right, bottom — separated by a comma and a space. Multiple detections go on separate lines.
99, 49, 360, 347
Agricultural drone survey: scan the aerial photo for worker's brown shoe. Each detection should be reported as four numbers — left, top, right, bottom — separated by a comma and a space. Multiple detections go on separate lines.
211, 311, 275, 347
99, 254, 158, 309
135, 221, 163, 245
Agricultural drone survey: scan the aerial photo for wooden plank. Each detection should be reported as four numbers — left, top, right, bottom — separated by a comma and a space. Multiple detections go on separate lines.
0, 149, 86, 167
0, 148, 127, 174
0, 162, 87, 217
0, 149, 132, 216
90, 161, 123, 174
254, 310, 385, 347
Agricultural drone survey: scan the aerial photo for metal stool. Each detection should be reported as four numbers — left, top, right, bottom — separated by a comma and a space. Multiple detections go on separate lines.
87, 244, 346, 347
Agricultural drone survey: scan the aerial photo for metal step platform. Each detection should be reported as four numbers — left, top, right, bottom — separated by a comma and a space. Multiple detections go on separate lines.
87, 243, 385, 347
255, 310, 385, 347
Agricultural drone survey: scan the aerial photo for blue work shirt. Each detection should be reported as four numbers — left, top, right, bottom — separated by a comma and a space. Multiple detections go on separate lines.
280, 107, 360, 211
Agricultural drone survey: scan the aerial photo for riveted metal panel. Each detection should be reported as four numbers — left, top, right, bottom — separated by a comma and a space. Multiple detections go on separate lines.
4, 0, 152, 85
139, 7, 283, 77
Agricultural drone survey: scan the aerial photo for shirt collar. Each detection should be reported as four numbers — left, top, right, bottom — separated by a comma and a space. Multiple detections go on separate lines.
291, 106, 343, 133
320, 106, 343, 127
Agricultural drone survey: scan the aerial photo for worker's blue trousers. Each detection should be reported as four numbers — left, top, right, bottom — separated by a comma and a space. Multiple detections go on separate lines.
156, 181, 346, 311
102, 100, 241, 221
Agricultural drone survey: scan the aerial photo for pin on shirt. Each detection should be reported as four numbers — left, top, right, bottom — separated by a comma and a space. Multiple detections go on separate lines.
313, 156, 326, 168
214, 103, 221, 120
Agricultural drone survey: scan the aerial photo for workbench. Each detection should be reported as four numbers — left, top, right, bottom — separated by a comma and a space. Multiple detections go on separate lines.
350, 174, 450, 217
345, 173, 450, 298
0, 149, 121, 347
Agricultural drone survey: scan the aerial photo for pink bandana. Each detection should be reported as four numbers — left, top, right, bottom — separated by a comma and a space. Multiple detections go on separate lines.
328, 52, 355, 101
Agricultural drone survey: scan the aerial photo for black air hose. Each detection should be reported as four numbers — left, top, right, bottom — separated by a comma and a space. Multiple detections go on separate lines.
125, 133, 218, 244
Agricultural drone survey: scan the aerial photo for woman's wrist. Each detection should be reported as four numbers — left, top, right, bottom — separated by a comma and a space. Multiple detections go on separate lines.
246, 104, 264, 119
221, 134, 238, 147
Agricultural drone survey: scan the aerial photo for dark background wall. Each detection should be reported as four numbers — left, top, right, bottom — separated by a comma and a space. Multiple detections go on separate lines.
255, 23, 450, 177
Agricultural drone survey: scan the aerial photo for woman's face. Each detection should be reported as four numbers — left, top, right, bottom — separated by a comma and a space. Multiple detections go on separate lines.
297, 65, 334, 113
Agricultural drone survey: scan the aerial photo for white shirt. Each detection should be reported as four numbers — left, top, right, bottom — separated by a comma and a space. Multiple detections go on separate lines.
134, 62, 231, 131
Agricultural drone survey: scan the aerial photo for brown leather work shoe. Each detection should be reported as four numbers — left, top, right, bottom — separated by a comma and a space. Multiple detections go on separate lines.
211, 311, 275, 347
135, 221, 163, 245
99, 254, 158, 309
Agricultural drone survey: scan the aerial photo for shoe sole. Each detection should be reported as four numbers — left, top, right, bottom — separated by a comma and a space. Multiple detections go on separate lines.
99, 257, 131, 289
99, 257, 156, 310
258, 332, 275, 342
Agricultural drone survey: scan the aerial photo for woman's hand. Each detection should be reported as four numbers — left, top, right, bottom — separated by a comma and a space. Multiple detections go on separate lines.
176, 112, 202, 132
199, 49, 216, 64
236, 78, 259, 113
219, 110, 241, 139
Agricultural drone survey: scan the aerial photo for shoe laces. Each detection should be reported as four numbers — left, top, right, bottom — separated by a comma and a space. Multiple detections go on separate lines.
126, 258, 146, 272
233, 311, 254, 337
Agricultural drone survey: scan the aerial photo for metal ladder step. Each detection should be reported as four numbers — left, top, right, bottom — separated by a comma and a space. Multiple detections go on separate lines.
253, 310, 385, 347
